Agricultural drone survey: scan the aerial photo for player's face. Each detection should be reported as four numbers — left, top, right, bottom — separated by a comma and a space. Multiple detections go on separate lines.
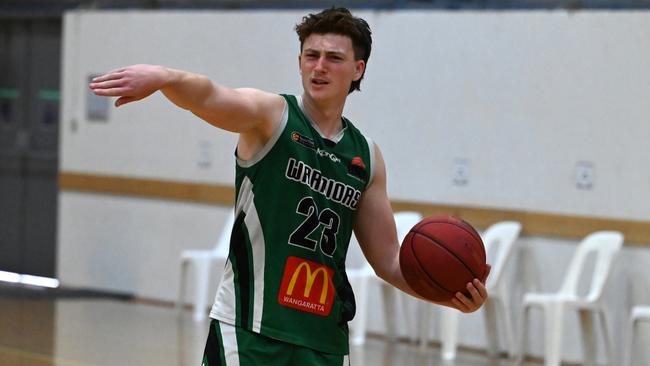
299, 33, 365, 103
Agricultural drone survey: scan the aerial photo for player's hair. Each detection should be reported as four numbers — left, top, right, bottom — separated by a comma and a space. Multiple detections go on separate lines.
295, 7, 372, 93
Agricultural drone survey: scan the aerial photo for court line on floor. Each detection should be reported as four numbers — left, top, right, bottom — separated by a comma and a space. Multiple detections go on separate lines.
0, 345, 94, 366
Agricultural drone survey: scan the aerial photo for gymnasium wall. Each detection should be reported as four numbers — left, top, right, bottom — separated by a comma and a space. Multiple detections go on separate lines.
59, 9, 650, 363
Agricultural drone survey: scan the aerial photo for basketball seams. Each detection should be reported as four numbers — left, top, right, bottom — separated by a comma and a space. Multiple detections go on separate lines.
421, 218, 486, 262
454, 219, 486, 264
402, 237, 456, 297
411, 231, 477, 282
457, 218, 483, 246
403, 233, 454, 300
399, 215, 487, 302
413, 216, 486, 257
414, 216, 487, 261
412, 225, 483, 279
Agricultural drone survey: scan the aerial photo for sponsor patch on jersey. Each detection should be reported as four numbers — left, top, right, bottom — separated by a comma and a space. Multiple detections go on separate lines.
317, 147, 341, 164
347, 156, 367, 182
278, 256, 335, 316
291, 131, 316, 151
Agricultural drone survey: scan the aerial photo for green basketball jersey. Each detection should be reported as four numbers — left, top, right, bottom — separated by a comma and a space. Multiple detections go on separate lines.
210, 94, 375, 355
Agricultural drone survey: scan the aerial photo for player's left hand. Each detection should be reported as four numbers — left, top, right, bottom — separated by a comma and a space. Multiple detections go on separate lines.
448, 264, 491, 313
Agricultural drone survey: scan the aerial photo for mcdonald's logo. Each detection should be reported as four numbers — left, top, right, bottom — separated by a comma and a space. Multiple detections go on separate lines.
278, 256, 334, 316
287, 262, 329, 304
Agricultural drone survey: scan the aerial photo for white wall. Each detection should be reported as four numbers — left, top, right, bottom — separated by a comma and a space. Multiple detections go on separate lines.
57, 191, 231, 300
60, 9, 650, 363
354, 11, 650, 221
62, 10, 650, 218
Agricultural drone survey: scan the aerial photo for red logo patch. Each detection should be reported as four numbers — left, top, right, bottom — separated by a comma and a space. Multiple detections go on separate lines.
278, 256, 335, 316
351, 156, 365, 170
348, 156, 367, 181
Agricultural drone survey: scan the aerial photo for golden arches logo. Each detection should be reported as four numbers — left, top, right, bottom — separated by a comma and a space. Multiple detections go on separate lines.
278, 256, 334, 316
286, 262, 329, 304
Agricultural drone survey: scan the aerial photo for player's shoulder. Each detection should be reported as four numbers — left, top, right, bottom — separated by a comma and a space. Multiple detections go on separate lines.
234, 89, 287, 141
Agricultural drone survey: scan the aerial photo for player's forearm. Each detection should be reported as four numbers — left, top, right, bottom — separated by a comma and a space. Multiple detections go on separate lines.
376, 253, 425, 300
159, 68, 220, 113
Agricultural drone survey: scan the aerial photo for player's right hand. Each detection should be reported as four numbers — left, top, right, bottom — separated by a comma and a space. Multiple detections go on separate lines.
89, 64, 168, 107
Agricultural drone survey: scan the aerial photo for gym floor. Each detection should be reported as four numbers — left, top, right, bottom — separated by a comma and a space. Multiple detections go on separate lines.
0, 283, 542, 366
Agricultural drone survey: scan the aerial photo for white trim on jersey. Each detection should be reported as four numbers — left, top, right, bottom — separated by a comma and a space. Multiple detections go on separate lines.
242, 192, 266, 332
363, 135, 376, 187
297, 95, 348, 143
210, 259, 237, 324
210, 177, 266, 333
219, 321, 241, 366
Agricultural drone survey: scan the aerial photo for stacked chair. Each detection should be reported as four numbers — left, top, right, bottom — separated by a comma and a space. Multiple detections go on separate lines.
177, 210, 235, 321
516, 231, 624, 366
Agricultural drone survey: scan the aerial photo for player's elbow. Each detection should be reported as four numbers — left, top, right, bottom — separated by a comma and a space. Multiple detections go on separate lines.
371, 261, 400, 286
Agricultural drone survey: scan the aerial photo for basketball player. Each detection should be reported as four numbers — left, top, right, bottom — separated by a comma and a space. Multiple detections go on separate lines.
90, 7, 488, 366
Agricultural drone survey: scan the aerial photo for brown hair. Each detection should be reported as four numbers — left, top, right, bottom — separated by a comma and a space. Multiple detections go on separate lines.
295, 7, 372, 93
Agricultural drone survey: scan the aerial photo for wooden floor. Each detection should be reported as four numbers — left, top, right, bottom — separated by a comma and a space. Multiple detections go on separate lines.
0, 284, 542, 366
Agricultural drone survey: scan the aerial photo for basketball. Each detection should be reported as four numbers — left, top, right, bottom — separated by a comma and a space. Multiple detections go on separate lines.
399, 215, 488, 302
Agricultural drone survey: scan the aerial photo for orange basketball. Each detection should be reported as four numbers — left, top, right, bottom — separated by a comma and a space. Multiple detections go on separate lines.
399, 215, 487, 302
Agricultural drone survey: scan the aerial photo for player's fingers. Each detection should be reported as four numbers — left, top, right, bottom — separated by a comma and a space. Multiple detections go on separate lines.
465, 282, 482, 303
454, 291, 473, 310
91, 70, 125, 83
473, 278, 488, 299
92, 87, 131, 97
89, 79, 125, 90
451, 297, 469, 313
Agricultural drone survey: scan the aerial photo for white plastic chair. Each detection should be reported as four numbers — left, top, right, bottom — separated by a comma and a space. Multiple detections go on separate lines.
420, 221, 522, 360
347, 211, 423, 345
516, 231, 624, 366
482, 221, 522, 357
176, 210, 235, 321
624, 305, 650, 366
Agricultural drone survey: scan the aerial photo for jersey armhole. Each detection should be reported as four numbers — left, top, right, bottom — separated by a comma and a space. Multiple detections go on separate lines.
236, 98, 289, 168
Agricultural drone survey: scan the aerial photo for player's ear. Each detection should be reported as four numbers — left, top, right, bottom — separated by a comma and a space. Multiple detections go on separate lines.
298, 54, 302, 75
353, 60, 365, 81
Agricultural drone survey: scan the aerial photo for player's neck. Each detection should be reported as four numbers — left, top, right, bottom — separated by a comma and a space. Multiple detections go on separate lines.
301, 93, 346, 139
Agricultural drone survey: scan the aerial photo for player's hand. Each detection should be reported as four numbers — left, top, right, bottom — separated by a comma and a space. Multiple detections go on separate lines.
449, 264, 491, 313
89, 64, 169, 107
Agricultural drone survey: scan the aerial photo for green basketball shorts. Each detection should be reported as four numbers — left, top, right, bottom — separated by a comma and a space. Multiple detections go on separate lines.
202, 319, 350, 366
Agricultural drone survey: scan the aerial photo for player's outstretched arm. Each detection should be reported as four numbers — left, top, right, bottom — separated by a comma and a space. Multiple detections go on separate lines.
89, 64, 284, 134
353, 145, 489, 313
